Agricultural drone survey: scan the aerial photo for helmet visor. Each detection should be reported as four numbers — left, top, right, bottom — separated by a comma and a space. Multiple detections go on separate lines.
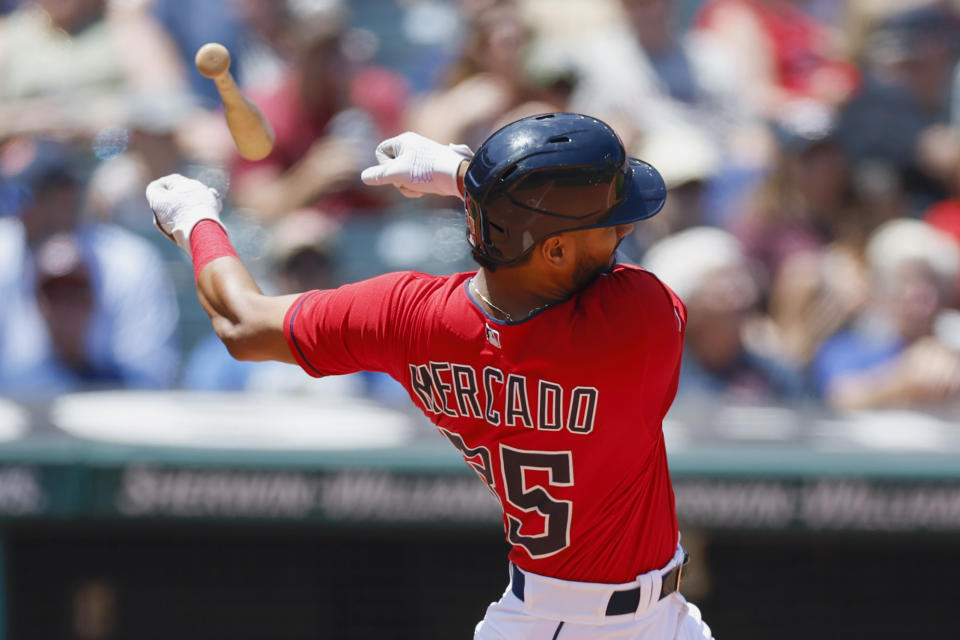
595, 158, 666, 226
503, 158, 665, 226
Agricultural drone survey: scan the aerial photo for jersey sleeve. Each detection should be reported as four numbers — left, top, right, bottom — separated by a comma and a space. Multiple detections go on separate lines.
283, 271, 423, 378
601, 266, 687, 417
650, 277, 687, 419
604, 266, 686, 344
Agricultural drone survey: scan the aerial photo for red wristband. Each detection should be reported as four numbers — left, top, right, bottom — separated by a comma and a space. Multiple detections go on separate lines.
190, 220, 238, 280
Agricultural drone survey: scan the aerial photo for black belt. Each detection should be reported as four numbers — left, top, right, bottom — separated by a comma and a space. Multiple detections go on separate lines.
511, 553, 688, 617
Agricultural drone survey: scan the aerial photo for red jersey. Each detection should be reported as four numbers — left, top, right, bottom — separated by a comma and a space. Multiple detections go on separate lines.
283, 265, 686, 583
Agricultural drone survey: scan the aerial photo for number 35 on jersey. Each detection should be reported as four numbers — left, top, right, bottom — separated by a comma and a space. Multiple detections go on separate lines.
440, 427, 574, 559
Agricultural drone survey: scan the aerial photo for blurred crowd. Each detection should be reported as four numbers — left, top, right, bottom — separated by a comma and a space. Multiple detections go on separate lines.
2, 0, 960, 414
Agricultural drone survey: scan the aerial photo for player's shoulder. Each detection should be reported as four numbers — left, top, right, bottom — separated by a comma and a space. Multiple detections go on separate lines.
598, 263, 683, 303
588, 263, 686, 326
347, 270, 471, 307
366, 269, 469, 293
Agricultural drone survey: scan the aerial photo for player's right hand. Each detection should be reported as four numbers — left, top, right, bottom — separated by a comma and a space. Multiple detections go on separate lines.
146, 173, 224, 258
360, 132, 473, 200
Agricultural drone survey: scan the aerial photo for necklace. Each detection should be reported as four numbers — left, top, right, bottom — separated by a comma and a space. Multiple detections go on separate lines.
469, 278, 551, 322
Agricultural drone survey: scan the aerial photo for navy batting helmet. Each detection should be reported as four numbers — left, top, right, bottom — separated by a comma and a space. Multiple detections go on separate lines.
464, 113, 666, 265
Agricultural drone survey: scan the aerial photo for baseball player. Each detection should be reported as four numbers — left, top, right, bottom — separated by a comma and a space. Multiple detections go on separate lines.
146, 113, 712, 639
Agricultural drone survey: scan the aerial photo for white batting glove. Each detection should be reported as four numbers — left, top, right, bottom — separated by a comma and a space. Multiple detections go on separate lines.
145, 173, 225, 258
360, 132, 473, 199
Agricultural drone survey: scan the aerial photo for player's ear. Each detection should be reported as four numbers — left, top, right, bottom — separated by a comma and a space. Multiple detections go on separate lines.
540, 235, 571, 269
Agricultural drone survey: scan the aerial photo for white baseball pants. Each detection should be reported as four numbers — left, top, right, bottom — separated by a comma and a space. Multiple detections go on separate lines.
474, 547, 713, 640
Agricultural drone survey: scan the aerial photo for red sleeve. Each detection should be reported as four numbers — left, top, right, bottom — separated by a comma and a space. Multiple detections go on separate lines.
651, 277, 687, 420
597, 266, 686, 419
599, 265, 686, 343
283, 272, 421, 378
659, 277, 687, 332
638, 269, 686, 366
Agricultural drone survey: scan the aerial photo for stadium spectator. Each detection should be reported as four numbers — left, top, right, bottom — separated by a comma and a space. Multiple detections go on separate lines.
730, 99, 915, 368
229, 9, 409, 221
643, 226, 805, 402
84, 92, 206, 235
734, 100, 849, 280
837, 3, 960, 214
0, 137, 179, 394
150, 0, 284, 106
407, 2, 571, 150
812, 219, 960, 410
0, 0, 188, 140
925, 146, 960, 303
692, 0, 859, 116
552, 0, 750, 151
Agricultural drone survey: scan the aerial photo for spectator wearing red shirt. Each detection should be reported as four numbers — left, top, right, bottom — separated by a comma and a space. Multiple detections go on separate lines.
693, 0, 859, 116
230, 12, 409, 221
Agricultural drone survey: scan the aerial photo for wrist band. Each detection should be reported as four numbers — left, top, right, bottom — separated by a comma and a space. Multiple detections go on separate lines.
190, 220, 237, 280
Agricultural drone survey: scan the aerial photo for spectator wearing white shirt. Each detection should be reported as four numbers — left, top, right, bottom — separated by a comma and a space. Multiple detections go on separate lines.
0, 137, 179, 395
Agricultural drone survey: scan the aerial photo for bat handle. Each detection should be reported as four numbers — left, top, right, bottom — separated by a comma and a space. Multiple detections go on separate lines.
212, 71, 244, 111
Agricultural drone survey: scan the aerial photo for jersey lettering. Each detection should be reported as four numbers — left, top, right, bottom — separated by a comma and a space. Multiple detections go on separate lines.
408, 364, 436, 413
568, 387, 599, 434
429, 361, 458, 417
504, 374, 534, 428
538, 381, 563, 431
483, 366, 503, 425
451, 363, 483, 418
411, 361, 599, 434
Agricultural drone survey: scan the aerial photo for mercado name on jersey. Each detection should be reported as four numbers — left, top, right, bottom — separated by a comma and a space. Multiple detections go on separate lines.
407, 361, 598, 434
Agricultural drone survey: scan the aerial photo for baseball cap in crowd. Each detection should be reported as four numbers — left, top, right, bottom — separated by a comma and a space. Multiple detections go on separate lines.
866, 218, 960, 290
268, 211, 341, 291
865, 4, 953, 66
636, 125, 720, 190
0, 137, 84, 217
642, 226, 756, 306
769, 99, 839, 154
33, 232, 92, 293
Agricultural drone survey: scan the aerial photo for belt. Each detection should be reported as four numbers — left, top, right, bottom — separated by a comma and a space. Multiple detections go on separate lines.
511, 552, 688, 617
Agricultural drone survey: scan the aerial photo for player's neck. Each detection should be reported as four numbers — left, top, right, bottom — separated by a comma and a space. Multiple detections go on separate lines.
474, 268, 574, 321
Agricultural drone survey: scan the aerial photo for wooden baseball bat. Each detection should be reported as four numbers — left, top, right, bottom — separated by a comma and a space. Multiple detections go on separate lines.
195, 42, 275, 161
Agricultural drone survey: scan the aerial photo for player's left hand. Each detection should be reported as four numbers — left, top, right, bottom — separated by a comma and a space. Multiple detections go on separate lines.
360, 132, 473, 199
146, 173, 224, 257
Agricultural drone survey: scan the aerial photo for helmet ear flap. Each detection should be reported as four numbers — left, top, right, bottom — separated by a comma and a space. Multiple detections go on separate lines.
465, 195, 490, 253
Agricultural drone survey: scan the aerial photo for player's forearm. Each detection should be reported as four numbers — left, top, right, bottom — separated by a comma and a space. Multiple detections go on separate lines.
147, 175, 299, 364
195, 256, 299, 363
